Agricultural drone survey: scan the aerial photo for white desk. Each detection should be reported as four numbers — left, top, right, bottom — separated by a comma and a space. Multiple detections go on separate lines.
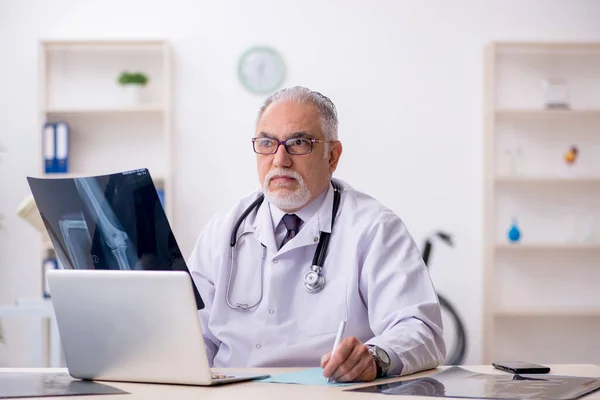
1, 365, 599, 400
0, 299, 62, 367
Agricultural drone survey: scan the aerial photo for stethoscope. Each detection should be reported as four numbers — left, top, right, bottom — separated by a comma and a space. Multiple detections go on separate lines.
225, 181, 342, 310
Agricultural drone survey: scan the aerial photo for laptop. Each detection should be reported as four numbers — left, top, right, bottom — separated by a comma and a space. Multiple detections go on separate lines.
28, 169, 270, 385
46, 269, 269, 385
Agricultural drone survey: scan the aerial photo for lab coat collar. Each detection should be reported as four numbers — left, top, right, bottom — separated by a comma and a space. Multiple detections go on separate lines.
279, 183, 335, 253
268, 187, 328, 231
244, 195, 277, 251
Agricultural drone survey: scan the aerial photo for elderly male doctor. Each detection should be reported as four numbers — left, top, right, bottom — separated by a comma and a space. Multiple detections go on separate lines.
188, 86, 445, 382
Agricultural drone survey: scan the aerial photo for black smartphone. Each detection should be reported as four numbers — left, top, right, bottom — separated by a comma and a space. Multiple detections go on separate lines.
492, 361, 551, 374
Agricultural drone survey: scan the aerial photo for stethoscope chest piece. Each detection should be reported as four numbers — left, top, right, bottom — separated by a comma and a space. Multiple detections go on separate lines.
304, 265, 325, 294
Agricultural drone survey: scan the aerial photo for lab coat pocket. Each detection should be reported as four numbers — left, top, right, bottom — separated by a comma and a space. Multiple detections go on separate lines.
300, 277, 347, 337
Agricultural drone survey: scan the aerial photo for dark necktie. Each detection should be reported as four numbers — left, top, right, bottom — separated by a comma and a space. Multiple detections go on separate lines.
280, 213, 302, 249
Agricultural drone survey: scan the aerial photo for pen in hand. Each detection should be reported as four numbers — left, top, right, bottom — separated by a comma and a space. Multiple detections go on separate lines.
326, 320, 347, 383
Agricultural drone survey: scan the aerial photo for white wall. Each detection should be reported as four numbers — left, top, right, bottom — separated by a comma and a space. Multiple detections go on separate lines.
1, 0, 600, 367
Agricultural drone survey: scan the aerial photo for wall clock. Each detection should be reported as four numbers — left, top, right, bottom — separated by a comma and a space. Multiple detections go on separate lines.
238, 46, 286, 94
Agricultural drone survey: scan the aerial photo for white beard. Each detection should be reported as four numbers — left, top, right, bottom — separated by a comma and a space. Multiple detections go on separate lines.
262, 168, 311, 211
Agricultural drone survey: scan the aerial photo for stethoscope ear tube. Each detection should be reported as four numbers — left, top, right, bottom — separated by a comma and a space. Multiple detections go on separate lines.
306, 182, 340, 294
311, 182, 340, 269
311, 231, 329, 267
230, 195, 264, 247
226, 236, 265, 310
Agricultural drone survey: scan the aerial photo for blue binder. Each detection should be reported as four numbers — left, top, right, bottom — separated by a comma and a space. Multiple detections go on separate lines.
42, 257, 58, 298
43, 122, 69, 173
55, 122, 69, 173
43, 123, 56, 173
156, 188, 165, 209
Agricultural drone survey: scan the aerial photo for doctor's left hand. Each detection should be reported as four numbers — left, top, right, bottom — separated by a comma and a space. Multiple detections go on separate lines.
320, 336, 377, 382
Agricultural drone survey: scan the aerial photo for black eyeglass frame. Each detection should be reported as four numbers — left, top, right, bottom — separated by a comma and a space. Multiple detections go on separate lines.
251, 137, 332, 155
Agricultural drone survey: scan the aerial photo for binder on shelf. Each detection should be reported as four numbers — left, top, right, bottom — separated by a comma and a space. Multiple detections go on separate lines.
43, 123, 56, 173
156, 187, 165, 209
55, 122, 69, 173
42, 256, 59, 298
42, 122, 69, 174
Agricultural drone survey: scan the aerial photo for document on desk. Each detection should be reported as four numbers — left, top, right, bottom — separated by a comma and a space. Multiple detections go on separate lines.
257, 367, 354, 386
0, 372, 128, 398
345, 366, 600, 400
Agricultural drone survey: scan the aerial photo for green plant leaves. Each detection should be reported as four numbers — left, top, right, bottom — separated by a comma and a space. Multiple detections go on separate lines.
117, 71, 149, 86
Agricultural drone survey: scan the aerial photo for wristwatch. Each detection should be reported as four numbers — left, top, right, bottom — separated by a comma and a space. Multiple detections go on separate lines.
366, 345, 391, 378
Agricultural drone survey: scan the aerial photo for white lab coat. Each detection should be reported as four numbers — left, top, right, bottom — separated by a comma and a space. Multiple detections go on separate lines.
187, 179, 446, 376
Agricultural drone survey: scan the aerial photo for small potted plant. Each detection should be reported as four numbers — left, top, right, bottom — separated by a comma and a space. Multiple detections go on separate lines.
117, 71, 149, 105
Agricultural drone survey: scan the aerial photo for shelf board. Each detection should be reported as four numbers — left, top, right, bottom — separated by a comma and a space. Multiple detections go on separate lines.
44, 40, 166, 52
494, 308, 600, 317
495, 177, 600, 185
494, 42, 600, 52
495, 109, 600, 117
44, 105, 165, 114
495, 243, 600, 251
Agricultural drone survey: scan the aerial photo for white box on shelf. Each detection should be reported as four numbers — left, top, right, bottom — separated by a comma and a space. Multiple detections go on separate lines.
542, 77, 570, 109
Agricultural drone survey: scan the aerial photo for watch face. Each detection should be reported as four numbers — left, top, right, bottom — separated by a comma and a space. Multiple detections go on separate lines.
238, 46, 286, 94
376, 347, 391, 365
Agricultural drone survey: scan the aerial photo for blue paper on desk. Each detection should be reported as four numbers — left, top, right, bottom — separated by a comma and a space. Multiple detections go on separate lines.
257, 367, 353, 386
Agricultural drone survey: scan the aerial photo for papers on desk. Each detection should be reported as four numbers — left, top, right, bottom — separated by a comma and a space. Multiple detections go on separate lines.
346, 366, 600, 400
0, 372, 128, 399
257, 367, 353, 386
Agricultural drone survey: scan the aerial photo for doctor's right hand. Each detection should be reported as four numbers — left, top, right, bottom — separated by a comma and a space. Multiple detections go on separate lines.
320, 336, 377, 382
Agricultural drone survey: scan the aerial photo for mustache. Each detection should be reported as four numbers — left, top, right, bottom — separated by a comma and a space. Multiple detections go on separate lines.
264, 169, 302, 185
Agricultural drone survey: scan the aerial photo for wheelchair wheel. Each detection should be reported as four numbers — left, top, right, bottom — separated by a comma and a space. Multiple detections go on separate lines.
438, 294, 467, 365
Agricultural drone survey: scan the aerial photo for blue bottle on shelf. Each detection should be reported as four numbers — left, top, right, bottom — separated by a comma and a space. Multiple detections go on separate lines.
507, 218, 521, 243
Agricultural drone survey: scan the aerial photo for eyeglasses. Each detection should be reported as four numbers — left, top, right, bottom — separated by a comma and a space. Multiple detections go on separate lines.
252, 137, 331, 155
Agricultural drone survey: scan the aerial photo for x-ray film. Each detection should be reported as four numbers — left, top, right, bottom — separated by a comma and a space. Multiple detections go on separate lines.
347, 367, 600, 400
27, 168, 204, 310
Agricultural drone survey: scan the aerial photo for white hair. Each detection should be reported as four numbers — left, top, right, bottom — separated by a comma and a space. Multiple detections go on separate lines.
256, 86, 339, 142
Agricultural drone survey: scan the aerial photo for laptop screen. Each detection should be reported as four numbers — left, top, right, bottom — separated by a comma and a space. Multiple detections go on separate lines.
27, 168, 204, 310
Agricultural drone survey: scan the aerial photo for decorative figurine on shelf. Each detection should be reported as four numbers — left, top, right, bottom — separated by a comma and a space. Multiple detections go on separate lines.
564, 145, 579, 165
566, 215, 597, 244
542, 77, 570, 109
17, 195, 52, 249
503, 146, 524, 176
507, 218, 521, 243
117, 71, 149, 105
